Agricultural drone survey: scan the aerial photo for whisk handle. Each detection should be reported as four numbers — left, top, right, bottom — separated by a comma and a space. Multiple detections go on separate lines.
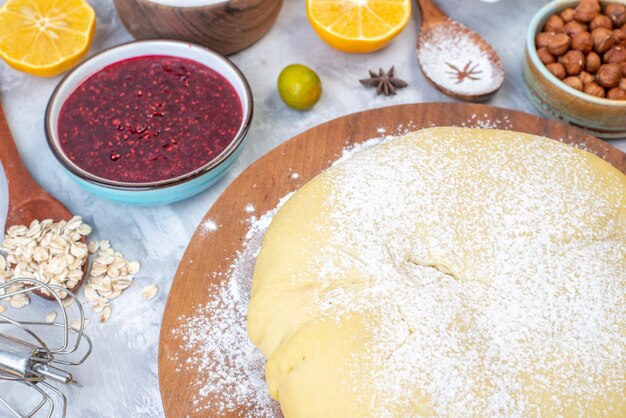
0, 347, 31, 379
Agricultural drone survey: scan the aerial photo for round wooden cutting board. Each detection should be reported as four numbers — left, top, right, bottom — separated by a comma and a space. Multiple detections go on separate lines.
158, 103, 626, 417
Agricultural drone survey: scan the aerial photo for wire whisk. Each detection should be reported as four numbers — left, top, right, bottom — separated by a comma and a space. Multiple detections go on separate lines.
0, 278, 92, 418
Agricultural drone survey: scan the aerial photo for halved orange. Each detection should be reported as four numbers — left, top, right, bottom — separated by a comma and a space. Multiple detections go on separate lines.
0, 0, 96, 77
307, 0, 411, 53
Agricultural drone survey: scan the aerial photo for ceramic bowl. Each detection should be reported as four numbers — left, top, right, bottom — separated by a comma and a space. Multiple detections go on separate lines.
113, 0, 283, 56
523, 0, 626, 139
46, 40, 253, 206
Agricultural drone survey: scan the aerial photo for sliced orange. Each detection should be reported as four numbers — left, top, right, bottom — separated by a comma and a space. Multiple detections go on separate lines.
0, 0, 95, 77
307, 0, 411, 53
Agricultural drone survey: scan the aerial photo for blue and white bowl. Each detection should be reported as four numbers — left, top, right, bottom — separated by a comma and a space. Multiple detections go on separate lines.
45, 39, 253, 206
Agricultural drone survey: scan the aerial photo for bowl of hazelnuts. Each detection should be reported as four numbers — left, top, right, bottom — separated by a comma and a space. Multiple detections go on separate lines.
524, 0, 626, 138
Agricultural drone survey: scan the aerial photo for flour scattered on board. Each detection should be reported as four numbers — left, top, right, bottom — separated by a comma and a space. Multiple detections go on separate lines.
459, 113, 513, 129
333, 123, 421, 167
201, 219, 218, 233
171, 134, 392, 415
333, 136, 389, 167
172, 195, 293, 417
171, 117, 557, 415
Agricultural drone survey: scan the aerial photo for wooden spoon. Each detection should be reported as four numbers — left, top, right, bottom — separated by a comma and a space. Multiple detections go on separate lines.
0, 101, 86, 299
415, 0, 504, 102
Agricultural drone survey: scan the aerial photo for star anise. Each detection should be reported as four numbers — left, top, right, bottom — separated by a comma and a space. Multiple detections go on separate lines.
359, 66, 408, 96
445, 61, 483, 84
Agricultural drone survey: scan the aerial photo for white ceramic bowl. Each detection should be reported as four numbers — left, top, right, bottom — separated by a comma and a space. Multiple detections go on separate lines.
46, 40, 253, 205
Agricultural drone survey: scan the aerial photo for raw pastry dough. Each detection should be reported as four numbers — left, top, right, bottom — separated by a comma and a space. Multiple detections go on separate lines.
247, 128, 626, 417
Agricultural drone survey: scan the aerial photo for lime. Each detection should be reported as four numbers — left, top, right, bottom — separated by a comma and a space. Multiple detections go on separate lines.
277, 64, 322, 110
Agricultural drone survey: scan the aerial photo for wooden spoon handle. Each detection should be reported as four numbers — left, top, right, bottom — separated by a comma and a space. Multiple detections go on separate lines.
0, 102, 42, 207
416, 0, 448, 24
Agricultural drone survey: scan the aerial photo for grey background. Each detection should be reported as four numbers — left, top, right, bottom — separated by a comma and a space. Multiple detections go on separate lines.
0, 0, 624, 416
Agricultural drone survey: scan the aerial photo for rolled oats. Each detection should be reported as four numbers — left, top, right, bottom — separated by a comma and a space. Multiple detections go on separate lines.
7, 225, 27, 237
142, 284, 159, 300
87, 240, 99, 254
71, 318, 89, 330
98, 306, 112, 323
128, 261, 140, 275
76, 224, 92, 236
46, 312, 57, 323
62, 296, 74, 308
9, 293, 30, 308
2, 219, 148, 324
84, 241, 142, 321
1, 217, 92, 302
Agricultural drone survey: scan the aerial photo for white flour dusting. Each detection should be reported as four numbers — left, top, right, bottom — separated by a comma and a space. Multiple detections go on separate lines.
172, 194, 294, 417
418, 24, 503, 95
332, 136, 390, 167
170, 132, 393, 416
459, 113, 513, 129
254, 129, 624, 416
201, 219, 218, 233
171, 122, 622, 416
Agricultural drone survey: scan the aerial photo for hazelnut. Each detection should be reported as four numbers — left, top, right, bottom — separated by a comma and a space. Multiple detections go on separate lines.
604, 46, 626, 63
596, 63, 622, 87
560, 50, 586, 75
560, 7, 576, 23
582, 0, 601, 10
607, 87, 626, 99
536, 32, 555, 48
546, 62, 567, 79
548, 33, 572, 56
613, 29, 626, 44
574, 0, 601, 23
563, 21, 588, 36
622, 62, 626, 76
605, 3, 626, 27
620, 77, 626, 89
544, 14, 565, 32
537, 47, 556, 64
591, 27, 615, 53
563, 76, 584, 90
622, 23, 626, 33
583, 81, 606, 97
585, 51, 602, 72
572, 31, 594, 52
589, 14, 612, 30
580, 71, 596, 84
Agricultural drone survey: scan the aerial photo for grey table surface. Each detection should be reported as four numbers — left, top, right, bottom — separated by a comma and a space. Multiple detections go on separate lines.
0, 0, 624, 416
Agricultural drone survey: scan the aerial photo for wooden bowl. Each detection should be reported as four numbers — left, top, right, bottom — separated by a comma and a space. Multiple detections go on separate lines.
113, 0, 283, 56
523, 0, 626, 139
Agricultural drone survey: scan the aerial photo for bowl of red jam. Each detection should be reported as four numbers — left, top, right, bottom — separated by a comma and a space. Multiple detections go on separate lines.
45, 40, 252, 205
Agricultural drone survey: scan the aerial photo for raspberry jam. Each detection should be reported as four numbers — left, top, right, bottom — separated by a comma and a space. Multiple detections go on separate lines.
58, 55, 243, 183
